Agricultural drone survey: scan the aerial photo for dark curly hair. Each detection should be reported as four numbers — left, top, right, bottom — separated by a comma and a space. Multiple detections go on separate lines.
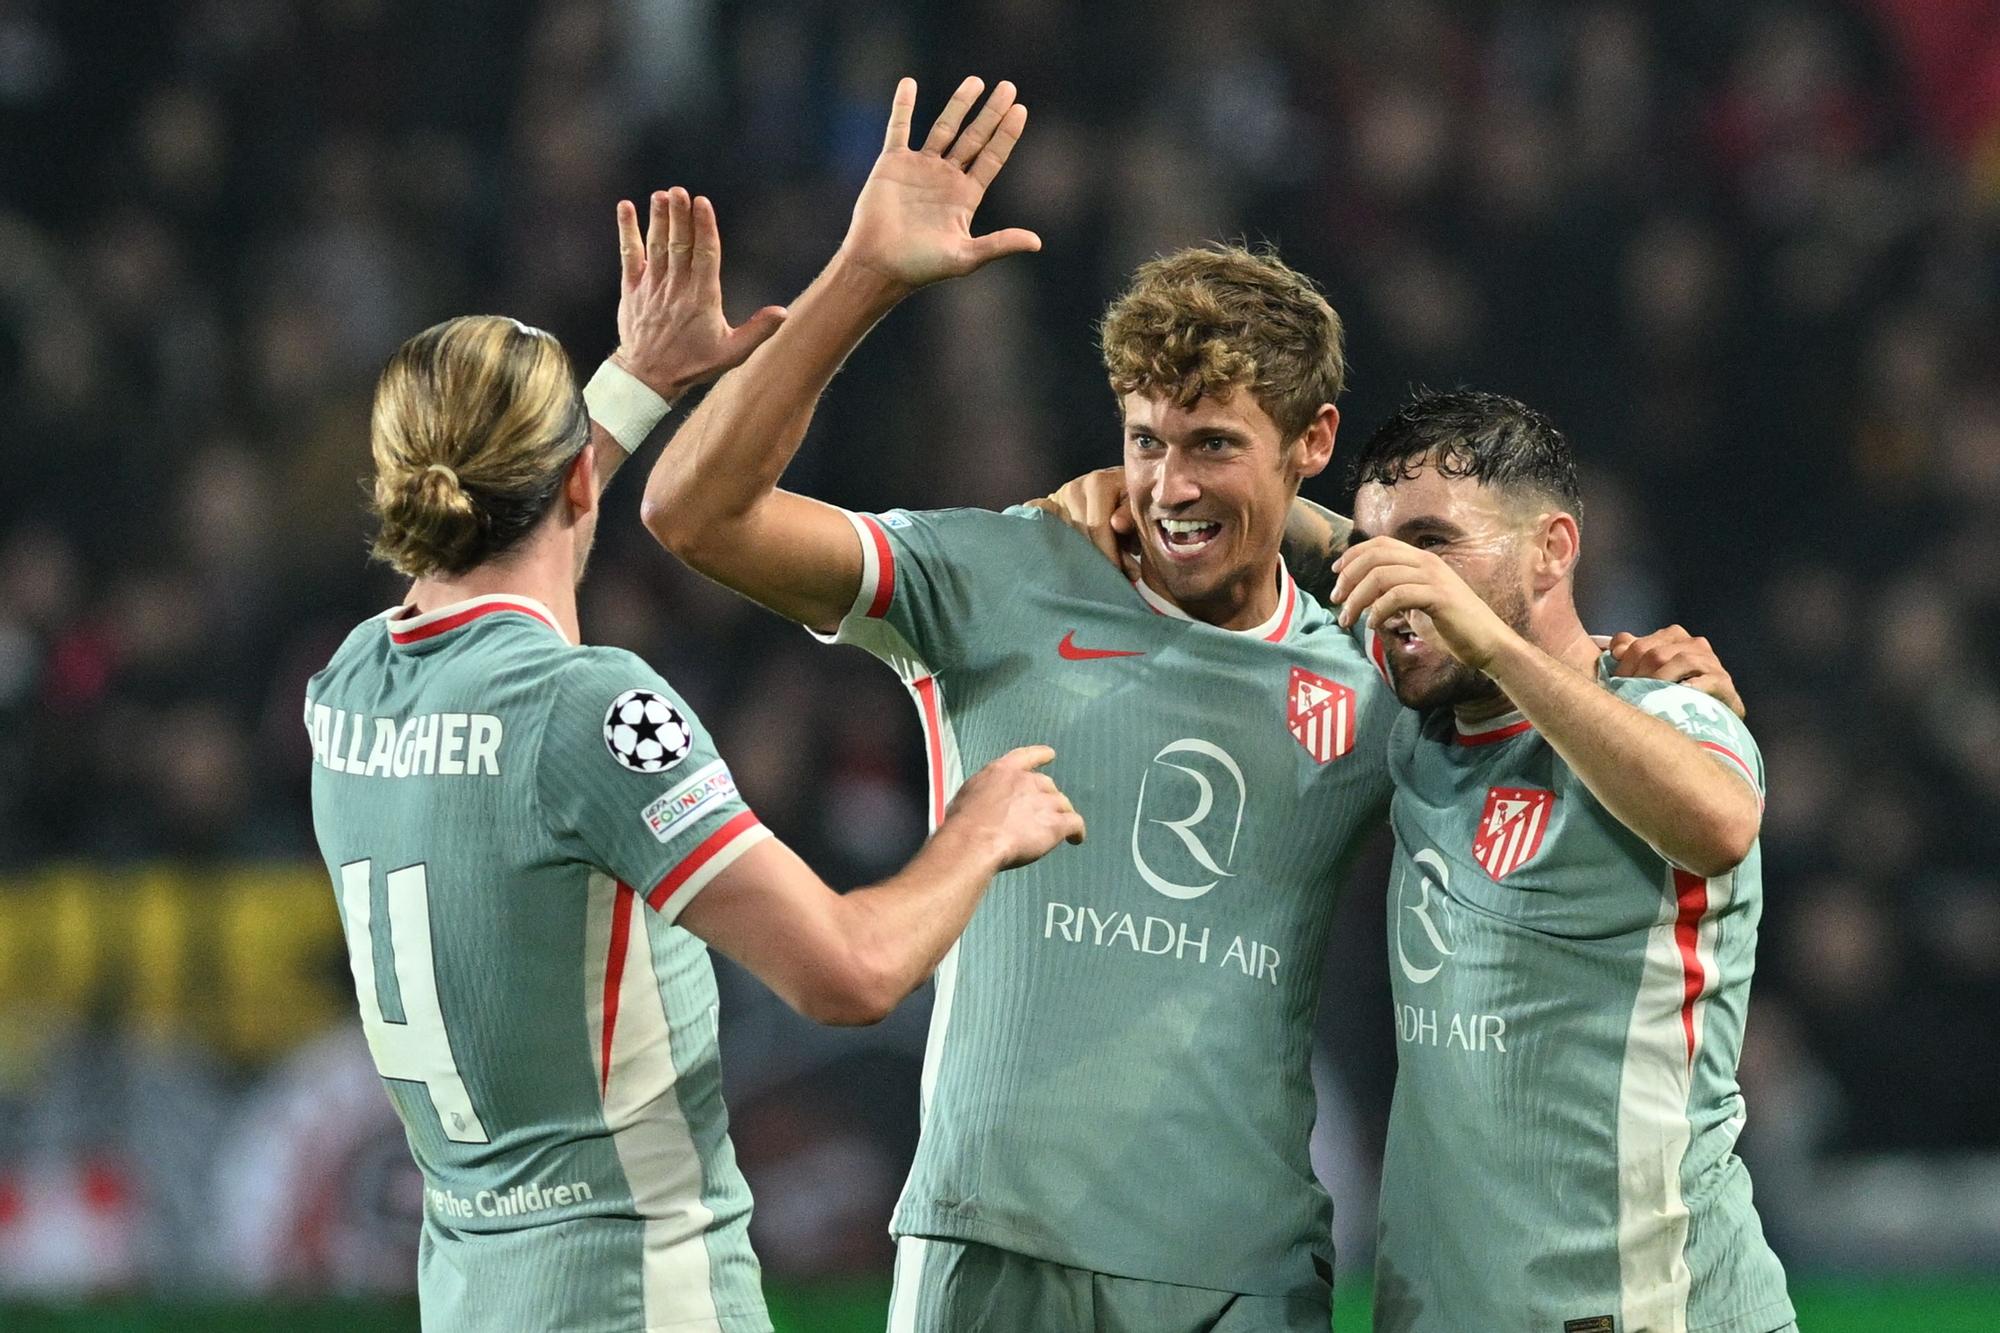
1348, 388, 1582, 517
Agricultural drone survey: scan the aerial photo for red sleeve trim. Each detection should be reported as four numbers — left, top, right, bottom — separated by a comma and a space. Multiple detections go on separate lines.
646, 810, 763, 911
858, 514, 896, 619
1697, 740, 1760, 788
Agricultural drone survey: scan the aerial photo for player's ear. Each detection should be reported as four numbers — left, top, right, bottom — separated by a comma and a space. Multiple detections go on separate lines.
1288, 403, 1338, 481
562, 444, 598, 521
1533, 511, 1580, 591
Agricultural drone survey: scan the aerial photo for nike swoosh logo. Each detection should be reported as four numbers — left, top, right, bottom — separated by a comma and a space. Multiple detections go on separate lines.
1058, 630, 1145, 661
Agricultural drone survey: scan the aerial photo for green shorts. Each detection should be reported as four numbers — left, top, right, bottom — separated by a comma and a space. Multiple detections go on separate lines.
886, 1236, 1331, 1333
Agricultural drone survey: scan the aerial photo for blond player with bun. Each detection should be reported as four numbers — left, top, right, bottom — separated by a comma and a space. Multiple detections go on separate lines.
306, 188, 1084, 1333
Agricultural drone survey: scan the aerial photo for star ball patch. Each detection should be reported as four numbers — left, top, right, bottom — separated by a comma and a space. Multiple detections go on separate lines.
603, 688, 693, 774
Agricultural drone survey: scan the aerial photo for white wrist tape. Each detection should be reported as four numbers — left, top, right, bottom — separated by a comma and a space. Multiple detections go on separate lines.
584, 360, 672, 454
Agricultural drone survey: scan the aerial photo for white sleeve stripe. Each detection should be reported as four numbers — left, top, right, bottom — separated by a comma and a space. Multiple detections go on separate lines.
806, 509, 882, 646
650, 822, 773, 924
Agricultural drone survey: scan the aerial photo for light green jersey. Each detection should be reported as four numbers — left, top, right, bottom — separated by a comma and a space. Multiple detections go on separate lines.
1373, 653, 1794, 1333
817, 506, 1397, 1303
306, 595, 774, 1333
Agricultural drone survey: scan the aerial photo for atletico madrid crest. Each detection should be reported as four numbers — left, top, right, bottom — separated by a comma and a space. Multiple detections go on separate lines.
1287, 667, 1356, 764
1474, 787, 1555, 880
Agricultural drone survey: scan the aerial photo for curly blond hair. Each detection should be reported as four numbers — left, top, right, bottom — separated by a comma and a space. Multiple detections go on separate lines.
1100, 244, 1345, 439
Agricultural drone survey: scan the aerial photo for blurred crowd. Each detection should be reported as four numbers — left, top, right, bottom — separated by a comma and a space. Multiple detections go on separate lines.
2, 0, 1999, 1293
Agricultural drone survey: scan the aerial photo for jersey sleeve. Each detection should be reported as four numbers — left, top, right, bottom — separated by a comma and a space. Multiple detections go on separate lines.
534, 648, 772, 924
811, 505, 1042, 675
1624, 680, 1766, 802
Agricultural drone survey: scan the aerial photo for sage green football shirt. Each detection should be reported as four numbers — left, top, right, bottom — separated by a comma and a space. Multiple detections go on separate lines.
307, 594, 773, 1333
817, 506, 1398, 1302
1372, 654, 1794, 1333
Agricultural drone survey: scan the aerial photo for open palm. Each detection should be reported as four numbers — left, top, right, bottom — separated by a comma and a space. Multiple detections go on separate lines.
842, 76, 1040, 290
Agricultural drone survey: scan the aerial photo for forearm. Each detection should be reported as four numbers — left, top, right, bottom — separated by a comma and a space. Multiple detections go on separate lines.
1282, 496, 1351, 604
833, 817, 1007, 1018
1482, 635, 1760, 876
641, 255, 904, 550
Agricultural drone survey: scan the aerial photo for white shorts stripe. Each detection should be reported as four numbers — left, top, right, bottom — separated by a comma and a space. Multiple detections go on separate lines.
886, 1235, 933, 1333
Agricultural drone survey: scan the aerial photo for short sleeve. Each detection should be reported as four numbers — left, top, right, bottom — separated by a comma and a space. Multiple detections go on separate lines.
1628, 681, 1766, 801
811, 506, 1043, 675
535, 648, 771, 923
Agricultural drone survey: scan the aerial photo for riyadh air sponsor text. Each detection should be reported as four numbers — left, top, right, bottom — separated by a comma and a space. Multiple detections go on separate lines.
1042, 901, 1281, 985
1393, 848, 1510, 1054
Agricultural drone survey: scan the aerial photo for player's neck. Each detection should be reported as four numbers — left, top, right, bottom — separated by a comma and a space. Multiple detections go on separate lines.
1139, 557, 1282, 631
405, 543, 582, 645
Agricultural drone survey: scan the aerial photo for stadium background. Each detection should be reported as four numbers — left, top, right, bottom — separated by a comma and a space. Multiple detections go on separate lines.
1, 0, 1997, 1327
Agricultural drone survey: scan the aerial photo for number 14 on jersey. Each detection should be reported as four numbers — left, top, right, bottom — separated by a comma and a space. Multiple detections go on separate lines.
338, 859, 489, 1143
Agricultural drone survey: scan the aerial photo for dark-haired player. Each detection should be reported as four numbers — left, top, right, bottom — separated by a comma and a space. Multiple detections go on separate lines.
1330, 390, 1795, 1333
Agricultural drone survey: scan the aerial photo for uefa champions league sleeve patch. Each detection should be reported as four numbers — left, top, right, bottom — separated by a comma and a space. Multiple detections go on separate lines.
602, 689, 694, 774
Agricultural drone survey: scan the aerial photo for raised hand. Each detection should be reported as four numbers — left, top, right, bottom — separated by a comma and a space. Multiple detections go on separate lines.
841, 76, 1040, 291
944, 745, 1087, 871
1330, 536, 1520, 670
612, 188, 788, 399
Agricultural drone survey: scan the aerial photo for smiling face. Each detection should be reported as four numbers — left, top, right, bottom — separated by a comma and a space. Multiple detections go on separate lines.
1123, 389, 1334, 628
1352, 461, 1539, 711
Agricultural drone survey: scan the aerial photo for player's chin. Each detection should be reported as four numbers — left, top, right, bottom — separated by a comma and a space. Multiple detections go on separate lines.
1389, 660, 1461, 711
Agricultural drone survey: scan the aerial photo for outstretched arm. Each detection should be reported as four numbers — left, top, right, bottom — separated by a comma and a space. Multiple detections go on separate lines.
641, 76, 1038, 634
678, 746, 1084, 1025
1332, 538, 1761, 877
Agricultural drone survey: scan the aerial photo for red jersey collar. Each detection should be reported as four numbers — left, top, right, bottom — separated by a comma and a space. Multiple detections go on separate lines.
385, 594, 563, 646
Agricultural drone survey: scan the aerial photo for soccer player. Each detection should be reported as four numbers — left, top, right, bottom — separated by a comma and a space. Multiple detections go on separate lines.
642, 77, 1395, 1330
644, 77, 1747, 1332
306, 188, 1085, 1333
1328, 390, 1795, 1333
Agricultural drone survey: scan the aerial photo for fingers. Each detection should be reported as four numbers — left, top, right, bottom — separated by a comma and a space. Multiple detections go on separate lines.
1362, 583, 1433, 627
1337, 566, 1426, 626
644, 188, 677, 275
1329, 541, 1426, 608
1061, 810, 1088, 846
968, 103, 1028, 189
949, 80, 1016, 168
999, 744, 1056, 771
665, 188, 693, 288
617, 199, 644, 289
964, 226, 1043, 267
1611, 628, 1712, 679
1686, 674, 1748, 719
715, 305, 788, 372
922, 75, 985, 154
883, 76, 917, 152
690, 194, 722, 297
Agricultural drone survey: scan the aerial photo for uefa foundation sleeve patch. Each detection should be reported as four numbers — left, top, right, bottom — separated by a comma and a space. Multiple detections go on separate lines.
602, 689, 693, 774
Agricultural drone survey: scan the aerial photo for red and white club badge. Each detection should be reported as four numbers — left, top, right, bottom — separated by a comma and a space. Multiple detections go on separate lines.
1287, 667, 1356, 764
1474, 786, 1555, 881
